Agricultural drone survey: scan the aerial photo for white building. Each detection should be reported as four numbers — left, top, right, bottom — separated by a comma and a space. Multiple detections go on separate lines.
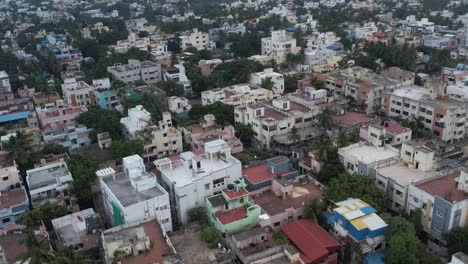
121, 105, 183, 161
0, 71, 11, 93
107, 59, 162, 84
351, 22, 378, 40
26, 161, 75, 211
97, 155, 172, 232
154, 139, 242, 225
179, 28, 214, 51
360, 121, 412, 146
234, 97, 322, 149
406, 169, 468, 249
163, 64, 193, 96
446, 76, 468, 100
261, 30, 299, 64
250, 68, 285, 94
201, 83, 277, 106
168, 96, 191, 114
61, 78, 96, 107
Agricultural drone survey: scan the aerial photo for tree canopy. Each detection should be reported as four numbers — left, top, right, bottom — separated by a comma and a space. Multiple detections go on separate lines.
109, 140, 145, 160
77, 107, 123, 140
67, 155, 99, 209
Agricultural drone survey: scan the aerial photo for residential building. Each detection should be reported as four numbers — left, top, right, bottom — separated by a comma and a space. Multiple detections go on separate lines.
0, 225, 50, 264
326, 198, 388, 254
168, 96, 191, 114
360, 121, 412, 146
0, 188, 29, 228
384, 86, 468, 142
36, 100, 87, 132
42, 124, 93, 153
97, 155, 172, 232
0, 152, 21, 191
447, 75, 468, 100
423, 34, 457, 49
250, 68, 285, 94
97, 132, 112, 150
253, 175, 323, 229
227, 227, 301, 264
242, 156, 299, 193
261, 30, 299, 64
0, 71, 11, 93
121, 106, 183, 161
154, 139, 242, 225
281, 219, 339, 264
107, 59, 162, 84
92, 78, 122, 111
124, 85, 168, 112
201, 83, 277, 107
179, 28, 213, 50
51, 208, 101, 257
407, 17, 435, 34
234, 97, 321, 150
442, 64, 468, 85
448, 252, 468, 264
32, 92, 61, 107
182, 114, 243, 154
198, 59, 223, 76
338, 140, 400, 176
406, 169, 468, 253
350, 22, 378, 40
61, 78, 97, 107
206, 179, 261, 235
333, 111, 370, 135
26, 161, 76, 211
101, 219, 176, 264
163, 64, 193, 95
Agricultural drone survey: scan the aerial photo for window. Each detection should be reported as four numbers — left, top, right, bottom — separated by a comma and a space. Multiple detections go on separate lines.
161, 218, 170, 223
204, 183, 210, 190
160, 205, 168, 210
2, 176, 8, 181
2, 218, 9, 224
422, 203, 426, 209
213, 178, 225, 186
436, 210, 444, 218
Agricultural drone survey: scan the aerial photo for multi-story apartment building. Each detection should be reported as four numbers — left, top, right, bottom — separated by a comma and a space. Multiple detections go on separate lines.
313, 66, 411, 114
36, 100, 87, 132
234, 97, 321, 149
0, 187, 29, 228
250, 68, 285, 94
92, 78, 122, 111
360, 121, 412, 146
121, 106, 182, 161
261, 30, 299, 64
0, 71, 12, 93
201, 83, 277, 106
107, 59, 162, 84
168, 96, 191, 114
383, 86, 468, 142
26, 161, 76, 212
0, 152, 21, 191
406, 169, 468, 252
182, 114, 243, 154
154, 139, 242, 225
350, 22, 378, 40
446, 75, 468, 100
163, 64, 193, 95
179, 28, 213, 50
61, 78, 97, 107
97, 155, 172, 232
42, 124, 93, 153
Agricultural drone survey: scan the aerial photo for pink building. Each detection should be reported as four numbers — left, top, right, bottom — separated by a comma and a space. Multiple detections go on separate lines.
182, 114, 243, 154
36, 100, 87, 132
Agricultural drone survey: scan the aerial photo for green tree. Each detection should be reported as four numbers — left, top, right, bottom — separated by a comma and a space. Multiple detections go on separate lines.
325, 173, 386, 211
20, 203, 67, 230
260, 77, 274, 91
288, 126, 301, 145
77, 107, 123, 140
51, 249, 89, 264
67, 155, 99, 208
42, 144, 67, 155
109, 140, 144, 160
380, 214, 416, 242
3, 131, 37, 173
317, 108, 335, 130
188, 207, 207, 223
235, 123, 255, 148
385, 233, 421, 264
17, 232, 54, 264
189, 103, 235, 127
156, 80, 185, 97
201, 227, 219, 248
445, 226, 468, 255
311, 78, 325, 90
303, 198, 325, 225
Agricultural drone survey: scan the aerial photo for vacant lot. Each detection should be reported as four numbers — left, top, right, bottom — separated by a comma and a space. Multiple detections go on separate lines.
170, 223, 218, 264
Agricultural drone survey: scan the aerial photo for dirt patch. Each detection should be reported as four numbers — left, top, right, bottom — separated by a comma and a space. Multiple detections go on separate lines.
170, 223, 219, 264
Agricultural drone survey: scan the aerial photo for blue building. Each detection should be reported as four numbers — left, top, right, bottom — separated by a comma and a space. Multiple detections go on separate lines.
242, 156, 299, 192
0, 188, 29, 228
326, 198, 387, 254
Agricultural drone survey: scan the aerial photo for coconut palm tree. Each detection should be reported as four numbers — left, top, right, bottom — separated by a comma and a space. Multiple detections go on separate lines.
17, 232, 54, 264
51, 249, 89, 264
288, 127, 301, 145
3, 131, 32, 171
303, 198, 325, 225
315, 136, 335, 162
317, 108, 334, 131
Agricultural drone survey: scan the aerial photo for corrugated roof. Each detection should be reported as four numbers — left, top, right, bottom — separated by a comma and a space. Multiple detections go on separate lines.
0, 111, 30, 123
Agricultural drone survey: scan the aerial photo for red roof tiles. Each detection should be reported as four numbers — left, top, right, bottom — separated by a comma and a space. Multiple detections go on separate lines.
416, 171, 468, 203
223, 188, 249, 200
214, 205, 248, 225
333, 112, 370, 127
281, 219, 339, 264
243, 163, 273, 184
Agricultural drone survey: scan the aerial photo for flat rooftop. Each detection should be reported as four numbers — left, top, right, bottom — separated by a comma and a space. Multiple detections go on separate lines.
333, 112, 369, 127
392, 86, 427, 100
377, 163, 430, 186
102, 172, 165, 207
27, 163, 70, 189
340, 143, 399, 165
415, 171, 468, 203
253, 183, 323, 216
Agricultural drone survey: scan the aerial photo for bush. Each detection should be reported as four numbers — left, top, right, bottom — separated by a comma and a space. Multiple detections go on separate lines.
201, 227, 219, 248
188, 207, 206, 223
272, 231, 287, 245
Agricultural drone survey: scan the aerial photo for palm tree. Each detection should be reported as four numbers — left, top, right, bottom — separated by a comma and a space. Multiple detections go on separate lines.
303, 198, 325, 225
51, 249, 89, 264
288, 127, 301, 145
3, 131, 32, 171
315, 136, 335, 162
17, 232, 54, 264
317, 108, 334, 131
